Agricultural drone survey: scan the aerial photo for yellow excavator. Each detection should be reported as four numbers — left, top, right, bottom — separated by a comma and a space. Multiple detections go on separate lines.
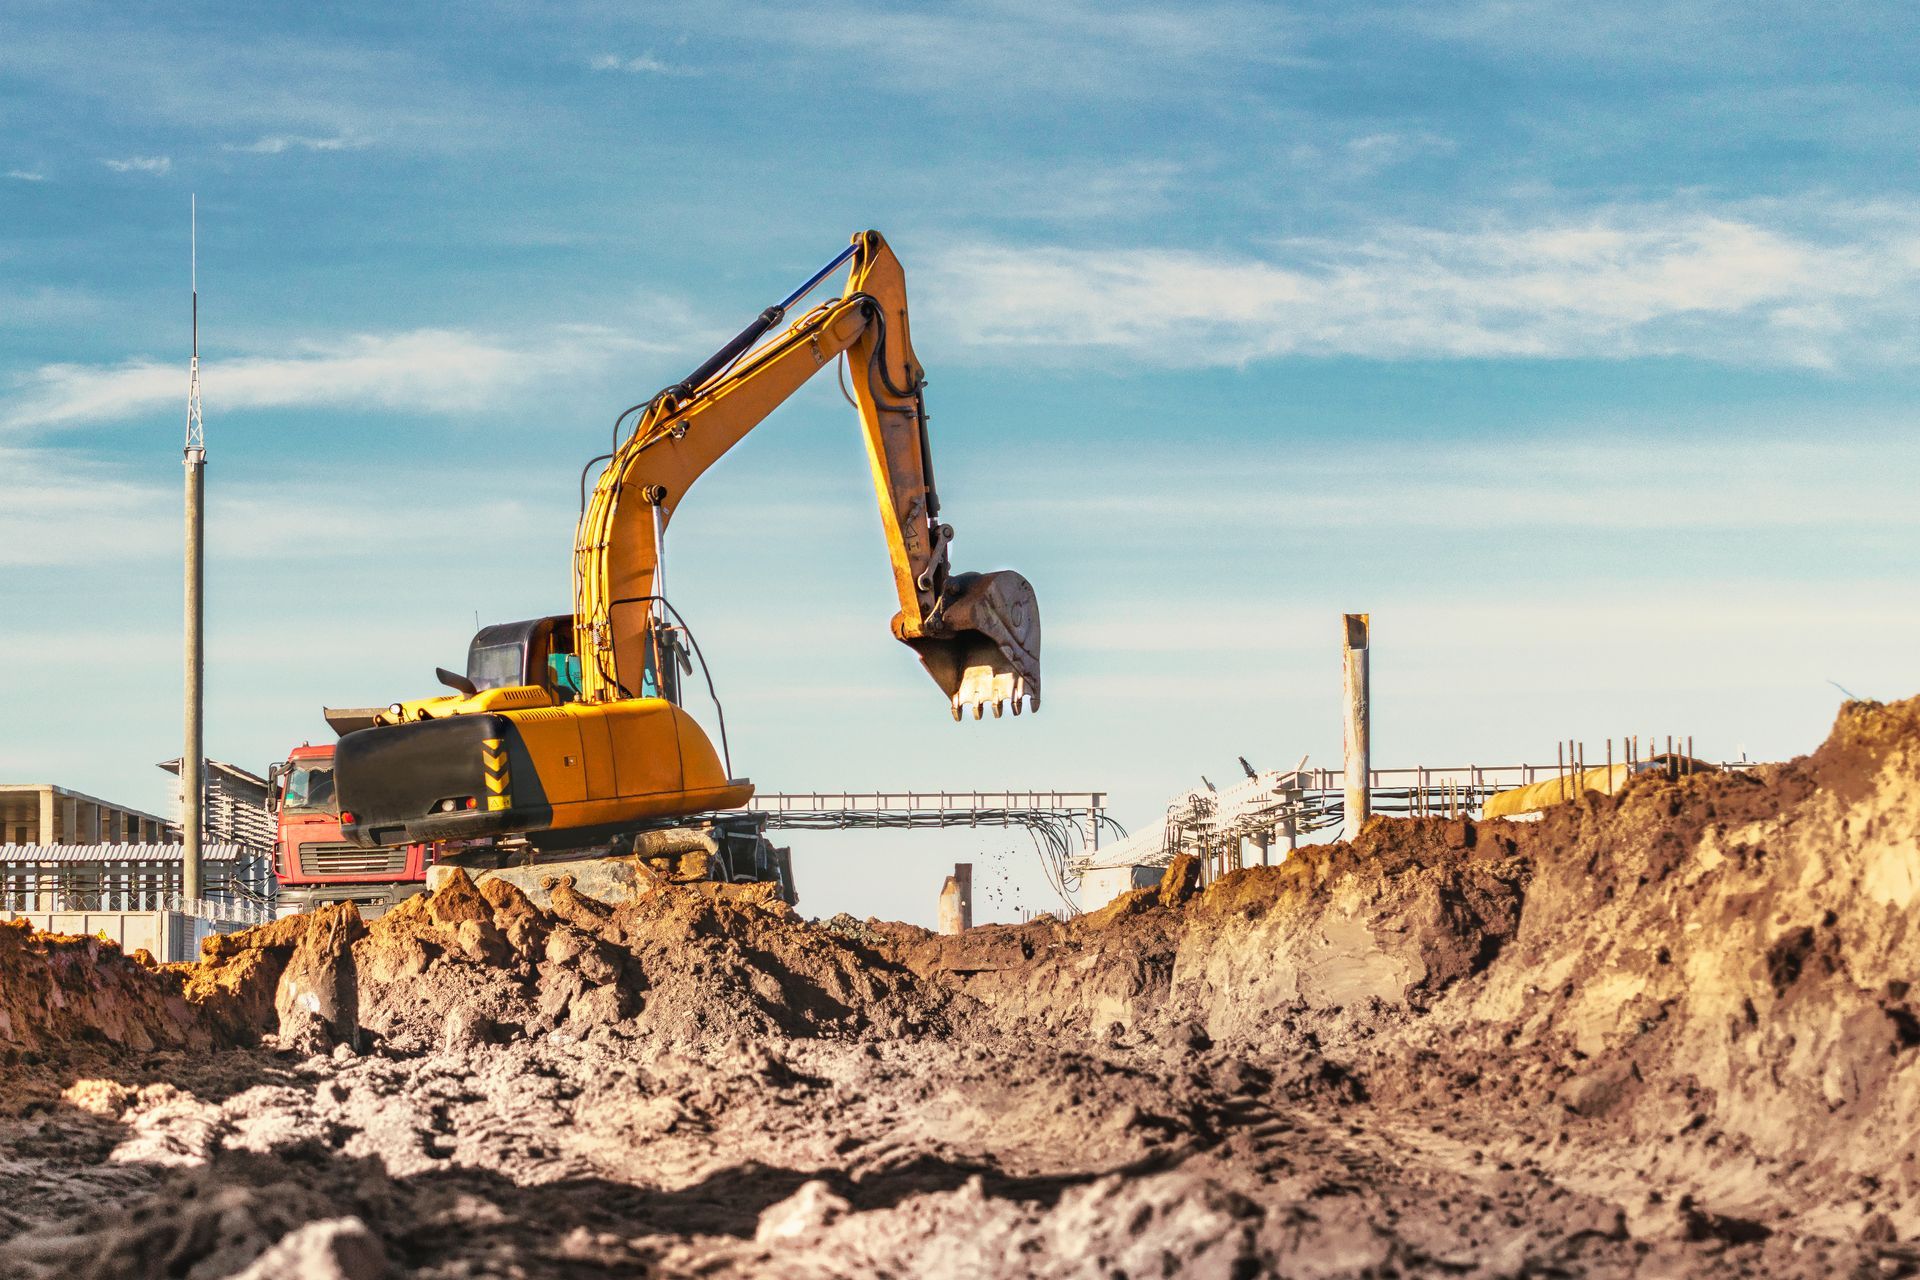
329, 231, 1041, 875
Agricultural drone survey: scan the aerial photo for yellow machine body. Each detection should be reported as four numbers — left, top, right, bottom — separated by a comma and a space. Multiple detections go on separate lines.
337, 683, 751, 847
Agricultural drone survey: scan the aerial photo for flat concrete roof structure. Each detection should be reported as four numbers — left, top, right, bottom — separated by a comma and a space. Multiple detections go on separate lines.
0, 784, 172, 848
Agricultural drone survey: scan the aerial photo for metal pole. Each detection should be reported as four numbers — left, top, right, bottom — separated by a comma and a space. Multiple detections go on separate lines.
1342, 613, 1371, 839
182, 196, 205, 907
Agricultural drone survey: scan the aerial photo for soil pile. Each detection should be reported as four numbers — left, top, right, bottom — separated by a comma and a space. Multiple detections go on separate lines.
181, 864, 952, 1058
0, 922, 214, 1061
4, 696, 1920, 1276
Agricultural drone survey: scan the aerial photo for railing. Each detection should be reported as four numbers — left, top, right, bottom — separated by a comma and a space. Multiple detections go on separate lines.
1074, 748, 1756, 875
747, 790, 1106, 817
162, 893, 276, 926
738, 791, 1115, 916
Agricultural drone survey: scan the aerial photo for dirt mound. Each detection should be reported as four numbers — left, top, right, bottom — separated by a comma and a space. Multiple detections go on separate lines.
0, 922, 220, 1094
9, 696, 1920, 1275
177, 864, 951, 1058
872, 695, 1920, 1238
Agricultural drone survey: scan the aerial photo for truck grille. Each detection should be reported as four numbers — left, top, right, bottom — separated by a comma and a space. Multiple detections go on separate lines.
295, 842, 411, 877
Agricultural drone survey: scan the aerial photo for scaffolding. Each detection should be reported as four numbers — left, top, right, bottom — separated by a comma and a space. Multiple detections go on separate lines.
156, 758, 275, 853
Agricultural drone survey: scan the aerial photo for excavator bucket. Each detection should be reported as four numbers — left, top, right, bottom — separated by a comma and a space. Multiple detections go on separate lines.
900, 570, 1042, 720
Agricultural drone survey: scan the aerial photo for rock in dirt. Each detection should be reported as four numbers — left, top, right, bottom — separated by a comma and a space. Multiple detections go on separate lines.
228, 1216, 386, 1280
274, 903, 365, 1052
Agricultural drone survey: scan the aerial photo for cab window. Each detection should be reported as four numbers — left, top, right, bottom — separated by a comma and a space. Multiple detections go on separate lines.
283, 765, 337, 814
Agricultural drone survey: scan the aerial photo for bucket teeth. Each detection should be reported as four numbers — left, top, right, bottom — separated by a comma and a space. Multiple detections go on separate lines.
949, 689, 1040, 722
909, 568, 1041, 725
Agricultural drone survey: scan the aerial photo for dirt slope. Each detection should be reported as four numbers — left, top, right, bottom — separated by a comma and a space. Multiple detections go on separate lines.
5, 697, 1920, 1276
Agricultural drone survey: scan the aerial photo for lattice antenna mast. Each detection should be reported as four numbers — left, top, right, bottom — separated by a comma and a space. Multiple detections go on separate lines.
185, 195, 204, 455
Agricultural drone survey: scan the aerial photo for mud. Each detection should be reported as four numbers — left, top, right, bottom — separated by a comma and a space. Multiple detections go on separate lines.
6, 697, 1920, 1276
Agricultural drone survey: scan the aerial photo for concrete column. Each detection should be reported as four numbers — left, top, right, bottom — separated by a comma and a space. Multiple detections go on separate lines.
60, 795, 77, 846
183, 447, 206, 904
1343, 613, 1371, 841
937, 862, 973, 934
38, 788, 55, 845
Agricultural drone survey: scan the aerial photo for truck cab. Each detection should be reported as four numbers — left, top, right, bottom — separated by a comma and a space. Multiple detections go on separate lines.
269, 742, 434, 918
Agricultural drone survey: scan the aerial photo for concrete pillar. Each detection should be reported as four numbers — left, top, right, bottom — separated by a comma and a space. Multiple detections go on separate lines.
1343, 613, 1371, 841
60, 795, 77, 846
183, 445, 206, 904
937, 862, 973, 934
38, 788, 55, 844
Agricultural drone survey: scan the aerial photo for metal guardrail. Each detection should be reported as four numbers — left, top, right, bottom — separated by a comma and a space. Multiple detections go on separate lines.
163, 893, 275, 926
1074, 751, 1758, 875
740, 791, 1114, 916
747, 790, 1106, 817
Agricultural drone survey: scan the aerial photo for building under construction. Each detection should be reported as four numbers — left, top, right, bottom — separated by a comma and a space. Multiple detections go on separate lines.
0, 765, 274, 960
0, 783, 171, 847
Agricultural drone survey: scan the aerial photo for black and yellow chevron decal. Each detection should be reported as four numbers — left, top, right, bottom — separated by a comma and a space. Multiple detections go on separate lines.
481, 737, 511, 811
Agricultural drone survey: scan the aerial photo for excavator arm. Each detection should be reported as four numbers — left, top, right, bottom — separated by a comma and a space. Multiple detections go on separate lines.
573, 230, 1041, 720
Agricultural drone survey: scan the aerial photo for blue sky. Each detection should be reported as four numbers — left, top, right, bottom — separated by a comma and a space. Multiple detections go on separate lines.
4, 1, 1917, 923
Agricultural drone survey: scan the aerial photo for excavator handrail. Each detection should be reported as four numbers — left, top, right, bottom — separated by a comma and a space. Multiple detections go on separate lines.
605, 593, 735, 780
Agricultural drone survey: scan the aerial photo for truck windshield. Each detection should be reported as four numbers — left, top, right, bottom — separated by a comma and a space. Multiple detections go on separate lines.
283, 765, 337, 814
469, 642, 526, 691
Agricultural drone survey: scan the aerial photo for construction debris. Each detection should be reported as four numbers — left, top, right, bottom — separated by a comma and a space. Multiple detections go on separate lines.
5, 696, 1920, 1276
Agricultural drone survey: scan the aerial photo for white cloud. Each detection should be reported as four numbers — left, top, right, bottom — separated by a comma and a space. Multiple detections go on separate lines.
6, 169, 45, 181
0, 446, 164, 567
101, 155, 171, 175
925, 204, 1920, 368
1, 325, 657, 431
0, 443, 563, 569
730, 0, 1303, 95
966, 433, 1920, 538
589, 53, 693, 76
223, 134, 370, 154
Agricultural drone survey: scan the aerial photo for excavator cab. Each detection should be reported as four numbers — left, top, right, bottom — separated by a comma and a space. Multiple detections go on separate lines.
464, 616, 577, 699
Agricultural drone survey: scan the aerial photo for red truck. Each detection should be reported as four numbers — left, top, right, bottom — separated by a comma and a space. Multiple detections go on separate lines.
269, 743, 433, 918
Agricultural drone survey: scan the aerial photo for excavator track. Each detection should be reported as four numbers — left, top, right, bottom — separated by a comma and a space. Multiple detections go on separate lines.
427, 813, 796, 910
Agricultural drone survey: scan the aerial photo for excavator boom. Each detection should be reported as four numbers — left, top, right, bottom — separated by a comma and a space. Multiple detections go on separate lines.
575, 230, 1040, 719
